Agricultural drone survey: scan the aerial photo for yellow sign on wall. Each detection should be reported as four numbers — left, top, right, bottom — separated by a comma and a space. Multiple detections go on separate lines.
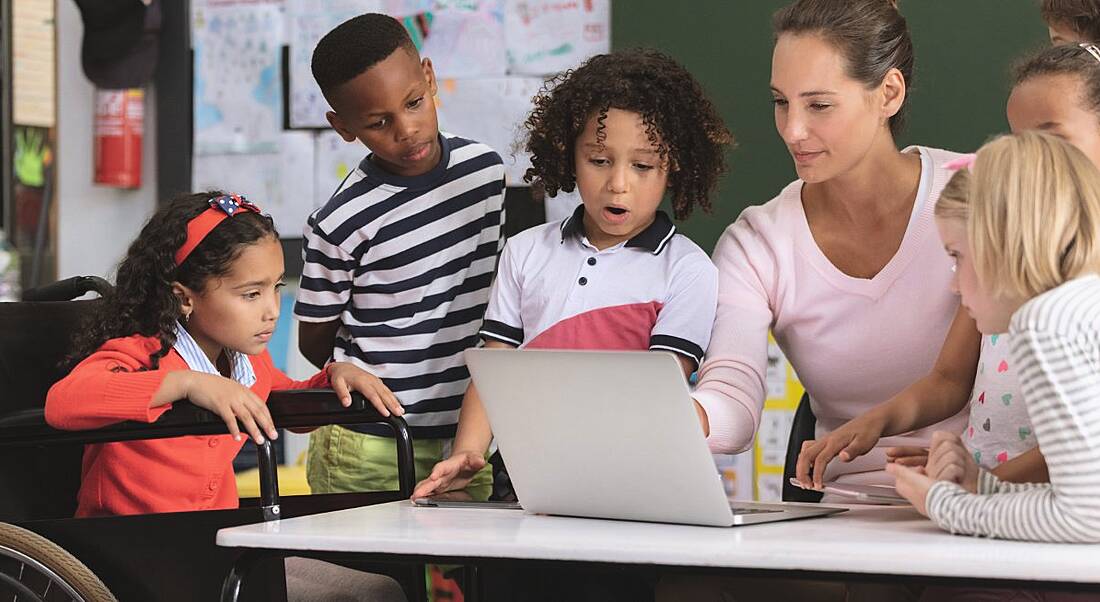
754, 334, 804, 501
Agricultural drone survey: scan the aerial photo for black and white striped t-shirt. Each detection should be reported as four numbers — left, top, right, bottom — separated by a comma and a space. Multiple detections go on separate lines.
926, 274, 1100, 543
294, 133, 505, 438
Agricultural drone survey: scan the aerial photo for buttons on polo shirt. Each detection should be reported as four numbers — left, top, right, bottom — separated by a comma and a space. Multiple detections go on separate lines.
587, 257, 597, 266
208, 480, 219, 491
578, 277, 588, 286
208, 438, 220, 448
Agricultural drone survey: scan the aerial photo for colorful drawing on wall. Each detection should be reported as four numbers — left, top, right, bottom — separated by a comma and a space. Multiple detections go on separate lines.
192, 1, 285, 155
435, 76, 546, 183
420, 1, 507, 79
505, 0, 610, 76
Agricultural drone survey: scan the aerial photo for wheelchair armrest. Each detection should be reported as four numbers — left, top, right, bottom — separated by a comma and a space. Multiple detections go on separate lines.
265, 389, 416, 497
0, 403, 236, 446
0, 391, 399, 447
0, 390, 416, 500
266, 389, 386, 429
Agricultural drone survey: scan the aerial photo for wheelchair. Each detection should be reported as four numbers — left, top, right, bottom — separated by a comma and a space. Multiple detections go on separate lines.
0, 276, 420, 601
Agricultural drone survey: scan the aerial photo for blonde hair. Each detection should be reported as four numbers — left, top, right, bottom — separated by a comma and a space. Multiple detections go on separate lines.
943, 131, 1100, 299
933, 168, 970, 221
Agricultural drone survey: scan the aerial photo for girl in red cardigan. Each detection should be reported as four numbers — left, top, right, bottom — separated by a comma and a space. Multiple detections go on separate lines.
46, 192, 404, 517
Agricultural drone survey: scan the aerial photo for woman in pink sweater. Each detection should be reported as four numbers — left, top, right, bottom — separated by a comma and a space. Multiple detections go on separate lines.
691, 0, 968, 489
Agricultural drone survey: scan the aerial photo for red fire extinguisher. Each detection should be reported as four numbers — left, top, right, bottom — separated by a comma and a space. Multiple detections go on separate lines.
93, 88, 143, 188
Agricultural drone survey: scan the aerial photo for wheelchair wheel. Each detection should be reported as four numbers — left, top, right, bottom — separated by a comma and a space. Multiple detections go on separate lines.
0, 522, 117, 602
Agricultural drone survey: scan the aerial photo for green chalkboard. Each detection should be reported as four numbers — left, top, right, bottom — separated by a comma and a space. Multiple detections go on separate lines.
612, 1, 1050, 252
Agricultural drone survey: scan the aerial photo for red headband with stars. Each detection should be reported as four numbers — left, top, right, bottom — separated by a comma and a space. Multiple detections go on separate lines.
174, 194, 262, 266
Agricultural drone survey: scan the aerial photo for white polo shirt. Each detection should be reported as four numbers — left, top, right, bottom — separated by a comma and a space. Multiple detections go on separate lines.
479, 206, 718, 367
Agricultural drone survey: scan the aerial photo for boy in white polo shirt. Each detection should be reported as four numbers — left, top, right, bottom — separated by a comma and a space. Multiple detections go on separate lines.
412, 49, 732, 499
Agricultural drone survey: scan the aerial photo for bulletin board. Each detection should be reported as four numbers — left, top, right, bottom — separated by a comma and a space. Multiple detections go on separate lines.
188, 0, 609, 239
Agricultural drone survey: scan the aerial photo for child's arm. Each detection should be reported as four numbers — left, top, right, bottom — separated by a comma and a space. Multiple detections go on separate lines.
990, 447, 1049, 484
412, 236, 523, 499
264, 352, 332, 393
161, 371, 276, 444
294, 217, 356, 369
324, 362, 403, 416
46, 340, 276, 444
795, 307, 980, 488
412, 341, 512, 498
46, 343, 177, 430
647, 250, 719, 437
299, 320, 340, 370
896, 321, 1100, 542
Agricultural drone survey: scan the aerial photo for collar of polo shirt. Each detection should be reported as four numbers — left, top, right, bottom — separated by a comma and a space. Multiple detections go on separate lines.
559, 205, 676, 255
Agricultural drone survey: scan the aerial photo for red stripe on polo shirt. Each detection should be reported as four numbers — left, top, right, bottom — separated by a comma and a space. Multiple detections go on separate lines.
526, 302, 663, 351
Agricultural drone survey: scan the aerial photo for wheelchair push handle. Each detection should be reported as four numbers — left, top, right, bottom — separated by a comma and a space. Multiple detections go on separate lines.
22, 275, 112, 302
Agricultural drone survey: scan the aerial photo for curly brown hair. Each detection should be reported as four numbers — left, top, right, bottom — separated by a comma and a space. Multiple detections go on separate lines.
522, 49, 732, 220
68, 192, 278, 370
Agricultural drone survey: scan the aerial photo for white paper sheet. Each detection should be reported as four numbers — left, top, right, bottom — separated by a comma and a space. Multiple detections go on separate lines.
505, 0, 610, 76
192, 2, 285, 155
420, 1, 507, 79
435, 76, 546, 184
12, 0, 55, 127
191, 132, 319, 237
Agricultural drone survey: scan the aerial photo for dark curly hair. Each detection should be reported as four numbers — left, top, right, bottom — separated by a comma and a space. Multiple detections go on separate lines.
68, 192, 278, 369
523, 49, 732, 220
312, 13, 418, 100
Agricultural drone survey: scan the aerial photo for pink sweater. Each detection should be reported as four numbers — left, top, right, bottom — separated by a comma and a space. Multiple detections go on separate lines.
695, 146, 969, 484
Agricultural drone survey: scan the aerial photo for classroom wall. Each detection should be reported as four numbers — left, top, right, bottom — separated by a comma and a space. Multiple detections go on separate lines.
50, 2, 1053, 276
55, 0, 158, 281
612, 1, 1051, 253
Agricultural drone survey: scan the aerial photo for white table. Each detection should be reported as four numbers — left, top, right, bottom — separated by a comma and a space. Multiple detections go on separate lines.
217, 500, 1100, 600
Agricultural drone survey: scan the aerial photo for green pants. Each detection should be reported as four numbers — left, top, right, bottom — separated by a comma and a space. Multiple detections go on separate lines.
306, 425, 492, 499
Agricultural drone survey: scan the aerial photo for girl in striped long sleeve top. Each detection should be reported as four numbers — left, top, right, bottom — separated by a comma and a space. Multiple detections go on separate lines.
888, 130, 1100, 543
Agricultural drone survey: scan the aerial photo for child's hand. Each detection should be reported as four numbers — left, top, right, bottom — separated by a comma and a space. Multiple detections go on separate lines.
183, 372, 277, 444
885, 446, 930, 467
795, 413, 887, 490
925, 431, 979, 493
886, 462, 932, 516
325, 362, 404, 417
411, 451, 486, 499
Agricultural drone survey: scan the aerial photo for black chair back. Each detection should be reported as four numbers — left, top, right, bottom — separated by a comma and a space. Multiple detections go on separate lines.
782, 392, 824, 503
0, 294, 102, 521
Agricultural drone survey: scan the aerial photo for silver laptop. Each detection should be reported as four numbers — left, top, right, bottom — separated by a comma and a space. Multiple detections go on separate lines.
465, 348, 847, 527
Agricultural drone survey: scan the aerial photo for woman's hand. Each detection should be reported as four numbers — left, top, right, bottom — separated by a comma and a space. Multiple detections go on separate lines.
795, 412, 887, 489
326, 362, 404, 417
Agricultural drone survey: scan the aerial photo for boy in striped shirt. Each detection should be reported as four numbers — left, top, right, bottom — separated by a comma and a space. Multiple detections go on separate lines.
294, 14, 504, 495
